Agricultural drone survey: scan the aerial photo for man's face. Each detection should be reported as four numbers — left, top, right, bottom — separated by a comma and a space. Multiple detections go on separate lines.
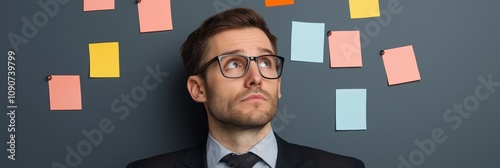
200, 27, 281, 129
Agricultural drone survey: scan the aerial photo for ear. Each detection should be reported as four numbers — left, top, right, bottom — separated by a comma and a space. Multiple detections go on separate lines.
277, 78, 282, 99
187, 75, 207, 103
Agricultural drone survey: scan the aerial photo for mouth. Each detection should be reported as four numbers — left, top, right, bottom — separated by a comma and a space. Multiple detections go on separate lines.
241, 93, 267, 102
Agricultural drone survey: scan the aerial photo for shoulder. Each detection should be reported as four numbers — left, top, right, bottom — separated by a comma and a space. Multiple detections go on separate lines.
126, 143, 205, 168
126, 148, 191, 168
275, 135, 364, 168
290, 143, 365, 168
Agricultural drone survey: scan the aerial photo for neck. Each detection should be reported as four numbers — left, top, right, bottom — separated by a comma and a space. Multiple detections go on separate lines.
209, 122, 272, 154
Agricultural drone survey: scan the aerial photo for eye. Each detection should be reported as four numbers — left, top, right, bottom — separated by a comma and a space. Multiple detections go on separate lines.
259, 61, 270, 67
225, 60, 243, 69
259, 57, 273, 68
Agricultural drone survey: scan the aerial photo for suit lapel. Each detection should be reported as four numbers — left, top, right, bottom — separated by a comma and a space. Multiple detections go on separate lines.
178, 142, 207, 168
275, 133, 301, 168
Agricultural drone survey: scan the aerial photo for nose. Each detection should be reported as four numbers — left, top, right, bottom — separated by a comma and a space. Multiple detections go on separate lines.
244, 60, 262, 88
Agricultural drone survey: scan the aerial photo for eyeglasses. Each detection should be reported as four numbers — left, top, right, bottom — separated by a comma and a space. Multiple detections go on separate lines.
195, 54, 284, 79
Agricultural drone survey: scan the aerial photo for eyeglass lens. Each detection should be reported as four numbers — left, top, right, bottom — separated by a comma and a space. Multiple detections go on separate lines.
219, 55, 282, 78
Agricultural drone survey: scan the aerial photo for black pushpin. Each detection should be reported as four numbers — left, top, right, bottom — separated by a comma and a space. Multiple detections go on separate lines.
47, 75, 52, 81
327, 30, 332, 36
380, 50, 385, 56
137, 0, 141, 3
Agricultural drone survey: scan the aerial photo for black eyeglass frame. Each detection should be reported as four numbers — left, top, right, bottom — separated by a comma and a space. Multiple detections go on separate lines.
194, 54, 285, 79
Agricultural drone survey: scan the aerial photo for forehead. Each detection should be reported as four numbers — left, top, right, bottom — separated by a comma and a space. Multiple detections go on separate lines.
204, 28, 273, 61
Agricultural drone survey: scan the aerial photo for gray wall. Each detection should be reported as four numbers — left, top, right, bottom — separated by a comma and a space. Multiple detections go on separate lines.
1, 0, 499, 167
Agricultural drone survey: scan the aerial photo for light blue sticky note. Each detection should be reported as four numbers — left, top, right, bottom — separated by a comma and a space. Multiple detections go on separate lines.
336, 89, 367, 130
291, 21, 325, 63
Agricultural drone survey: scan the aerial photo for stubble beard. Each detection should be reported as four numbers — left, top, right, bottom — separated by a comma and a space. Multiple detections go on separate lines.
206, 86, 278, 130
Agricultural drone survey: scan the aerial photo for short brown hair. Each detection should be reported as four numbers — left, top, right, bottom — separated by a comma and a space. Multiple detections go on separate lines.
180, 8, 277, 76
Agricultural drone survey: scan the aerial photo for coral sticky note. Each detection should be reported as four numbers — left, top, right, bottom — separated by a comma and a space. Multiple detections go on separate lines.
349, 0, 380, 19
291, 21, 325, 63
336, 89, 367, 130
382, 45, 421, 85
138, 0, 173, 33
265, 0, 294, 7
89, 42, 120, 78
48, 75, 82, 110
328, 30, 362, 68
84, 0, 114, 12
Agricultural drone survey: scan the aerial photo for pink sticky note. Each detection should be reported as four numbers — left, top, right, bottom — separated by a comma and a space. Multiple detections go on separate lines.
48, 75, 82, 110
329, 30, 362, 68
84, 0, 114, 12
382, 45, 421, 85
138, 0, 173, 33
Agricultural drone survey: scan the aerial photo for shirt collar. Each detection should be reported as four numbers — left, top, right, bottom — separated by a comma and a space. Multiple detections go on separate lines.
206, 130, 278, 168
206, 133, 233, 168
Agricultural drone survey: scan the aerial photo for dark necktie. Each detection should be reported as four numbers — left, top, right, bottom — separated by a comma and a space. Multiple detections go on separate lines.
220, 152, 262, 168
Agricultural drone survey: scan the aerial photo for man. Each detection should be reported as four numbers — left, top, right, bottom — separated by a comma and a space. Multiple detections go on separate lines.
127, 8, 365, 168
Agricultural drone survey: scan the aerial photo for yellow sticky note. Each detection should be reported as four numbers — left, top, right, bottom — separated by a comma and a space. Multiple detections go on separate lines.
265, 0, 294, 7
349, 0, 380, 19
89, 42, 120, 78
84, 0, 114, 12
48, 75, 82, 110
138, 0, 173, 33
382, 45, 421, 85
328, 30, 362, 68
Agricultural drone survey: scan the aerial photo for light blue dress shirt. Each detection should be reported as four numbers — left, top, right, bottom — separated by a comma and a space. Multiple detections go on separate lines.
206, 130, 278, 168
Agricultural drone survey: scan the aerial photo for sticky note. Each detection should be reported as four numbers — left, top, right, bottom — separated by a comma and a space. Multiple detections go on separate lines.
138, 0, 173, 33
84, 0, 114, 12
349, 0, 380, 19
382, 45, 421, 85
291, 21, 325, 63
89, 42, 120, 78
48, 75, 82, 110
328, 30, 362, 68
265, 0, 294, 7
336, 89, 366, 130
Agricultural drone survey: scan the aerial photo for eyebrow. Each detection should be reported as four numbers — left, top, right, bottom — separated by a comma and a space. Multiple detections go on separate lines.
220, 47, 275, 56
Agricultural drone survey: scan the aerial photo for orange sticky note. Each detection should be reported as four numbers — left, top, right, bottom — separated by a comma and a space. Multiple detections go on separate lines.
329, 30, 362, 68
48, 75, 82, 110
382, 45, 421, 85
84, 0, 114, 12
265, 0, 294, 7
138, 0, 173, 33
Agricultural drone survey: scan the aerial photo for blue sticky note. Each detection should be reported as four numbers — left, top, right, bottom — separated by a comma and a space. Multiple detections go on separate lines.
335, 89, 367, 130
291, 21, 325, 63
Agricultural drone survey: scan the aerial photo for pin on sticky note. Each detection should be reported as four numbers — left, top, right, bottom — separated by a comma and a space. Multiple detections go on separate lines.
381, 45, 421, 85
48, 75, 82, 110
265, 0, 294, 7
328, 30, 362, 68
89, 42, 120, 78
348, 0, 380, 19
84, 0, 115, 12
336, 89, 367, 131
138, 0, 173, 33
291, 21, 325, 63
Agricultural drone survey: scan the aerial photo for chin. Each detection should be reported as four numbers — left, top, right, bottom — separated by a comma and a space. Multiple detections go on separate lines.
223, 110, 276, 129
244, 110, 276, 124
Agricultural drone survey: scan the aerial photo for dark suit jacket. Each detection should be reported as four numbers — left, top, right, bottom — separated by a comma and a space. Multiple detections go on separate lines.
127, 134, 365, 168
